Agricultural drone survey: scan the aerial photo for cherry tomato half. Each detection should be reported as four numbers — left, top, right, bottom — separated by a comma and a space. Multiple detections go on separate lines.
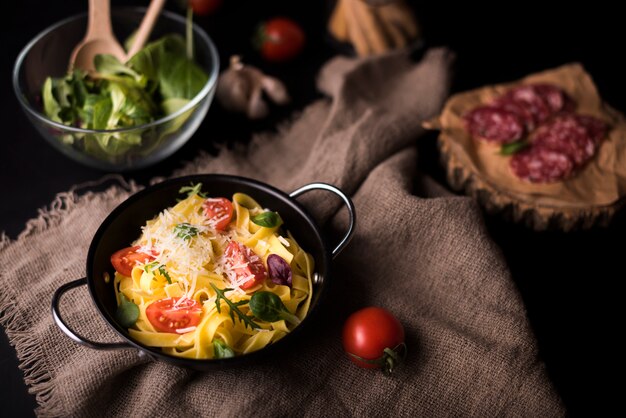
224, 241, 267, 290
203, 197, 234, 231
146, 297, 203, 333
342, 307, 406, 374
189, 0, 222, 16
110, 246, 157, 277
256, 17, 305, 62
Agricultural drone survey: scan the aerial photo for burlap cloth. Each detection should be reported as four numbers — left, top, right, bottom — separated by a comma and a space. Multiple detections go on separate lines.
0, 49, 564, 417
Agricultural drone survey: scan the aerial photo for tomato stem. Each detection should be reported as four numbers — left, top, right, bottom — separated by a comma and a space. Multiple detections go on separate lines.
252, 24, 267, 51
347, 343, 407, 375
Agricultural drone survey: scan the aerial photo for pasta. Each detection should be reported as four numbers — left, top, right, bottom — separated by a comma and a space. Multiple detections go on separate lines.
111, 184, 315, 359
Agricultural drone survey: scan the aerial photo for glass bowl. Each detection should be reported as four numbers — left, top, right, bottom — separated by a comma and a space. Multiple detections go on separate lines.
13, 8, 219, 171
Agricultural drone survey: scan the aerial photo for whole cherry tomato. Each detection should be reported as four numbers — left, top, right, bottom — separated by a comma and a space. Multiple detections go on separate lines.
255, 17, 305, 62
189, 0, 222, 16
342, 307, 406, 374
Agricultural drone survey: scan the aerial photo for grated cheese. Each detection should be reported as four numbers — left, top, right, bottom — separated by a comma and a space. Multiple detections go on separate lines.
135, 203, 215, 300
175, 326, 197, 334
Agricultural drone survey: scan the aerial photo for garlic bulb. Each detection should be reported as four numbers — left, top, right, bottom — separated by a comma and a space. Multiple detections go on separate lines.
216, 56, 290, 119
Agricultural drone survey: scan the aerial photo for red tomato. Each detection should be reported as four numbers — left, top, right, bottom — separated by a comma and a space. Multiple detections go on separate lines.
189, 0, 222, 16
342, 307, 406, 373
256, 17, 305, 62
203, 197, 234, 231
110, 246, 157, 277
224, 241, 267, 290
146, 297, 203, 333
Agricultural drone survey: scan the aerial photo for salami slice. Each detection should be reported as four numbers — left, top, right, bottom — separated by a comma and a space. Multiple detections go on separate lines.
574, 114, 608, 145
532, 115, 596, 165
464, 106, 525, 143
510, 145, 575, 183
493, 97, 536, 131
533, 84, 575, 113
503, 85, 552, 124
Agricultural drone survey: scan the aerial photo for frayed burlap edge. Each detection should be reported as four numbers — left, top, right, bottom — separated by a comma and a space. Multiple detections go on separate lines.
0, 106, 315, 417
0, 175, 140, 418
0, 290, 64, 418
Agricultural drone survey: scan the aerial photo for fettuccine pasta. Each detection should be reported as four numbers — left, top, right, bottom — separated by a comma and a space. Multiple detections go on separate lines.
111, 184, 315, 359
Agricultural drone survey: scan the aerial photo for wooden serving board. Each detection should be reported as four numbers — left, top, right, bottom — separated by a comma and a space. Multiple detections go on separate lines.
428, 64, 626, 230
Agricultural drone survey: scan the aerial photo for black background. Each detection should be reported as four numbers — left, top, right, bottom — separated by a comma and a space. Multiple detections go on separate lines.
1, 1, 623, 416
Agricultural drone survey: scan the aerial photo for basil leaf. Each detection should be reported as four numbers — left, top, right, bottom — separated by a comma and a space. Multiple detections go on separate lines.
249, 291, 300, 325
174, 223, 200, 240
115, 294, 139, 328
267, 254, 292, 287
251, 212, 282, 228
213, 339, 235, 359
500, 140, 530, 155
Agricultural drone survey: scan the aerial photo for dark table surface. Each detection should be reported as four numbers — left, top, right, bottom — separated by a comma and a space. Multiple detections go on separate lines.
1, 1, 623, 416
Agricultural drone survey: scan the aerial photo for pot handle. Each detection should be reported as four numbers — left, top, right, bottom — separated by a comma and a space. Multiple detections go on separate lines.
289, 183, 356, 258
51, 277, 132, 351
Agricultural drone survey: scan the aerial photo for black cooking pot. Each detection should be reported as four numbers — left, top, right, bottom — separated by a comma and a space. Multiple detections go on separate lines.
52, 175, 355, 370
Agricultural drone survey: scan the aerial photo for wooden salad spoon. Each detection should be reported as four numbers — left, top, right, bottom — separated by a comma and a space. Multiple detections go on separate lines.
126, 0, 166, 59
69, 0, 126, 72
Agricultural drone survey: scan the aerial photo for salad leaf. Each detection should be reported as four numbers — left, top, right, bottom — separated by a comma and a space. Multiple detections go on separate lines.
249, 291, 301, 325
92, 96, 113, 130
70, 72, 89, 109
107, 81, 155, 125
159, 54, 208, 100
128, 34, 208, 101
162, 98, 191, 116
53, 77, 74, 109
126, 36, 166, 82
42, 78, 62, 122
94, 54, 142, 82
40, 19, 207, 165
124, 29, 138, 55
